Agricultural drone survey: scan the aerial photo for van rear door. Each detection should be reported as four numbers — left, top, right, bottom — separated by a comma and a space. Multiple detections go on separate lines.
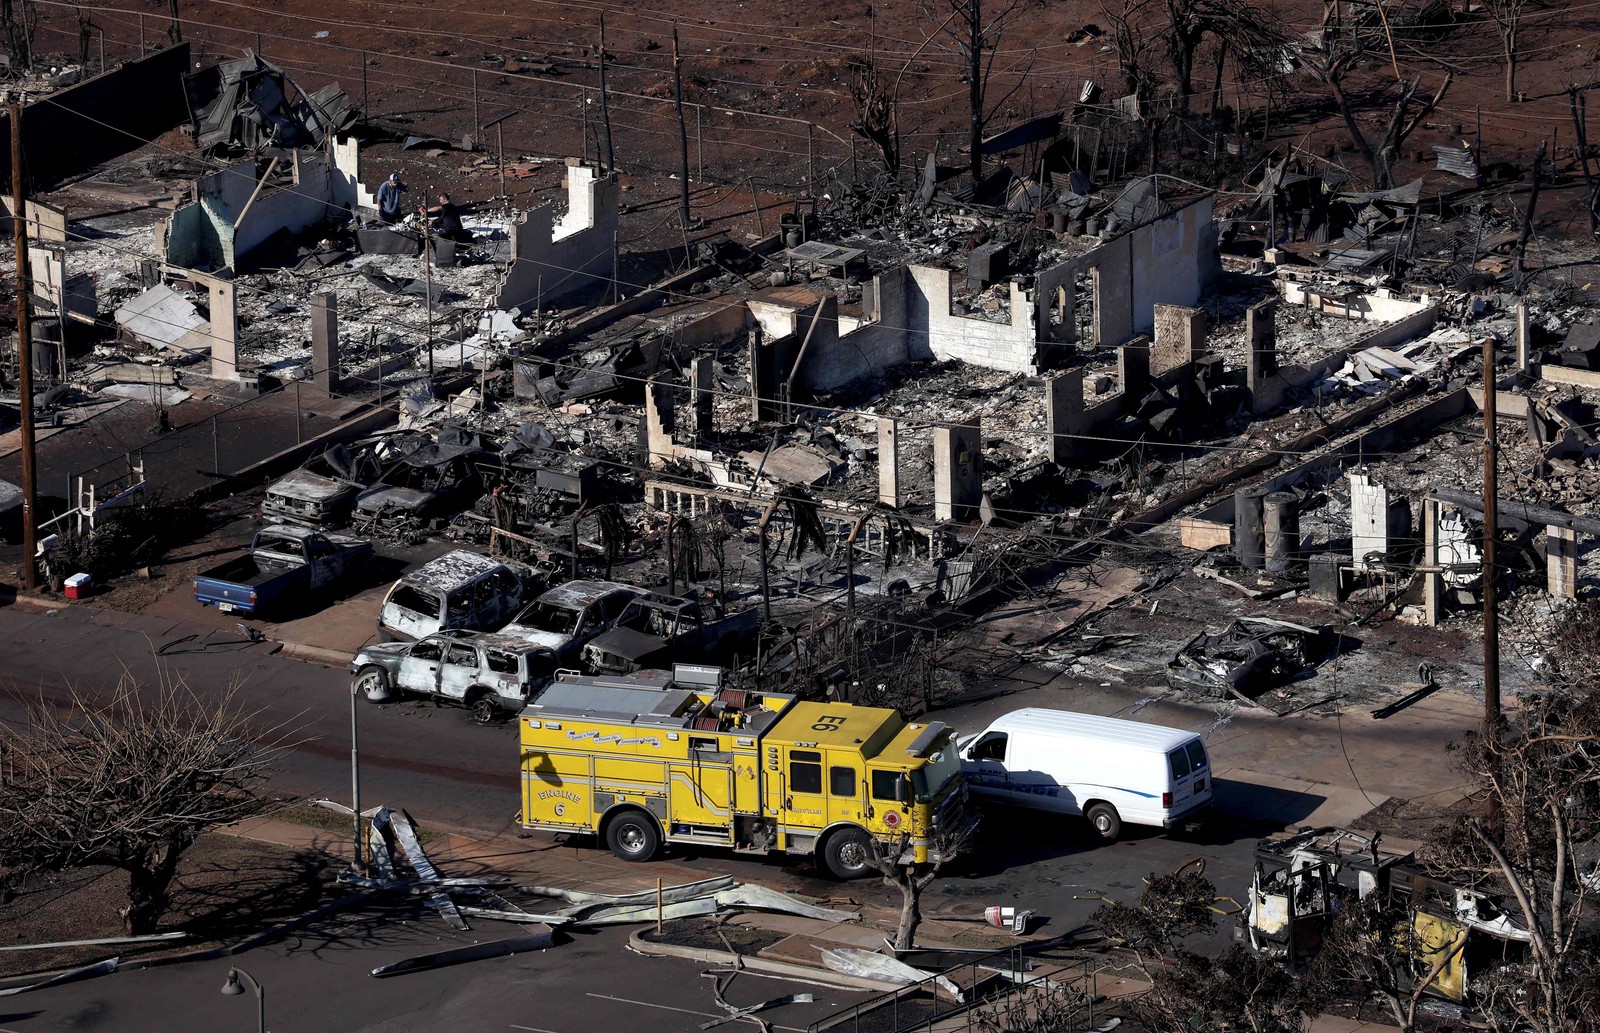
1166, 738, 1211, 815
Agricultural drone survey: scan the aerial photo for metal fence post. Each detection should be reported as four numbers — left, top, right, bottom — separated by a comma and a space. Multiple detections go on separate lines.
212, 416, 220, 475
295, 379, 303, 443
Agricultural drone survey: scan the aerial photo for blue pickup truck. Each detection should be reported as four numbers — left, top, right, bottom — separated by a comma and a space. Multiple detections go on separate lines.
195, 525, 374, 616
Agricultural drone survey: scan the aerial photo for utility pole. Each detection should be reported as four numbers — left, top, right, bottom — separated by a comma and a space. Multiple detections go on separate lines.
968, 0, 983, 187
167, 0, 182, 43
421, 216, 435, 384
1481, 335, 1500, 754
672, 26, 690, 232
597, 14, 614, 173
10, 94, 39, 592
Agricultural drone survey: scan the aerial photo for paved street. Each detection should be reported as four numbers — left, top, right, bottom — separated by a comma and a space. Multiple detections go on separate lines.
0, 923, 876, 1033
0, 599, 1481, 953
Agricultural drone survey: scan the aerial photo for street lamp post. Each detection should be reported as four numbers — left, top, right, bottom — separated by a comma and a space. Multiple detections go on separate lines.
220, 966, 265, 1033
351, 681, 364, 873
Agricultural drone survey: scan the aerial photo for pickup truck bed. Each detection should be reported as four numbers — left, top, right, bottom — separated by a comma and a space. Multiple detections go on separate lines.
195, 526, 372, 616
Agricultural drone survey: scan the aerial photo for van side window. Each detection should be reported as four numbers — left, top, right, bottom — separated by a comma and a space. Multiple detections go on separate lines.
1168, 750, 1189, 780
789, 750, 822, 794
971, 732, 1008, 762
830, 766, 857, 796
410, 640, 444, 661
485, 650, 518, 675
1184, 741, 1208, 772
444, 644, 478, 668
871, 770, 901, 801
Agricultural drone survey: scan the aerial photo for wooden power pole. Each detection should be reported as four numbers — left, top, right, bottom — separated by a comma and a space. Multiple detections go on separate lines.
1481, 335, 1500, 752
968, 0, 983, 187
672, 26, 690, 232
9, 94, 39, 591
598, 14, 615, 173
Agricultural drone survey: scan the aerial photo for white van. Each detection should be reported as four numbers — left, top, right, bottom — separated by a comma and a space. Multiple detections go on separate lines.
957, 708, 1212, 841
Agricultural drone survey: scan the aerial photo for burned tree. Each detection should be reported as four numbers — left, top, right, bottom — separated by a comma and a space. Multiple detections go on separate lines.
1302, 0, 1452, 189
864, 819, 976, 950
1310, 890, 1464, 1033
1, 0, 36, 70
848, 55, 901, 177
1421, 686, 1600, 1033
0, 672, 275, 934
1103, 0, 1158, 100
922, 0, 1034, 186
1485, 0, 1533, 102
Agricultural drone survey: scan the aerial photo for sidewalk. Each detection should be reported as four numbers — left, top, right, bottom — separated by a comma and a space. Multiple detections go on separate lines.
219, 813, 1404, 1033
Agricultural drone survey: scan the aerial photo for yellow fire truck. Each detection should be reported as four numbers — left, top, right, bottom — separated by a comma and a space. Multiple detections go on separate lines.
518, 666, 971, 879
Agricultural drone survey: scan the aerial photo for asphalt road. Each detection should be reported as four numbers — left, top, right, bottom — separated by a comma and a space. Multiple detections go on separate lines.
0, 602, 1282, 951
0, 922, 875, 1033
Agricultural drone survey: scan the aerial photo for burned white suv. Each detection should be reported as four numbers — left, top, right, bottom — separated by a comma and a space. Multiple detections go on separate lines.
350, 630, 558, 723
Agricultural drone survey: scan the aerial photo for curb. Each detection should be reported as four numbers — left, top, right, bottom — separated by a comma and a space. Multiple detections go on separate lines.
5, 592, 69, 613
627, 930, 903, 992
279, 641, 353, 668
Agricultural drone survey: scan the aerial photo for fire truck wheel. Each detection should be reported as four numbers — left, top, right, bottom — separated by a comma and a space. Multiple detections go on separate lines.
822, 828, 875, 880
605, 810, 661, 862
355, 666, 392, 703
1086, 803, 1122, 842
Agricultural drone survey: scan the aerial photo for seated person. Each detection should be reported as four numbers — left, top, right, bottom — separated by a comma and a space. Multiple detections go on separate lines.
422, 193, 469, 242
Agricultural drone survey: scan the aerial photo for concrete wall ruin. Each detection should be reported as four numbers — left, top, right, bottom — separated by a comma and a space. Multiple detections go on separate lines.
166, 151, 353, 271
0, 44, 193, 188
1035, 194, 1217, 349
494, 161, 619, 313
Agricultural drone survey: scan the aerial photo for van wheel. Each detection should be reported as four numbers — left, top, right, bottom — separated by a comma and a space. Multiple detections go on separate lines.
354, 666, 392, 703
605, 810, 660, 862
822, 828, 875, 880
1086, 803, 1122, 842
468, 691, 498, 725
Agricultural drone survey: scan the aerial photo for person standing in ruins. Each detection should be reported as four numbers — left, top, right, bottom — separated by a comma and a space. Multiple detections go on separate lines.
376, 173, 408, 224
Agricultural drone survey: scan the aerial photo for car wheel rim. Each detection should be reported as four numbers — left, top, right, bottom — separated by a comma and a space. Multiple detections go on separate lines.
619, 825, 646, 852
1095, 815, 1110, 832
838, 841, 868, 871
359, 674, 383, 696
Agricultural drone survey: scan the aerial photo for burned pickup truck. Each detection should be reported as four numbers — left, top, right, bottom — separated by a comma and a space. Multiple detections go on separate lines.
262, 441, 384, 527
195, 525, 373, 616
353, 441, 488, 535
351, 629, 558, 723
582, 593, 759, 674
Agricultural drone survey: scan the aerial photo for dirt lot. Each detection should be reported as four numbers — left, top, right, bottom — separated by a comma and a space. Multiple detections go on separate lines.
21, 0, 1600, 253
0, 824, 343, 980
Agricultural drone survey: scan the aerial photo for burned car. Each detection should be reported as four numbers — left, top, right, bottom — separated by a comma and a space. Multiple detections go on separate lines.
582, 593, 758, 674
262, 441, 383, 527
1166, 617, 1329, 700
498, 579, 646, 665
351, 629, 558, 723
378, 550, 539, 641
353, 441, 488, 533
